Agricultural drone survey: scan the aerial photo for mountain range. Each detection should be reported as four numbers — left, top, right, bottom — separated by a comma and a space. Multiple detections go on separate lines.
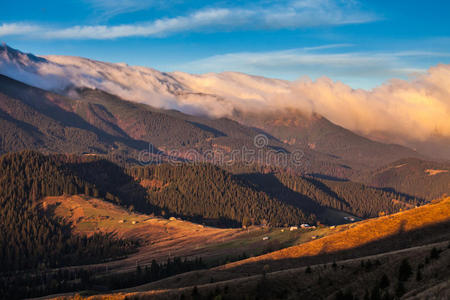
1, 43, 449, 161
1, 44, 449, 299
1, 44, 441, 180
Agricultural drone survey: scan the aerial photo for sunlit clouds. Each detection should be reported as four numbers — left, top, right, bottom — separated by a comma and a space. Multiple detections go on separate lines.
1, 43, 448, 150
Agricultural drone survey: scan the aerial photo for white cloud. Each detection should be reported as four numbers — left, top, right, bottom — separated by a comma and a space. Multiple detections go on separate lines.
174, 48, 450, 88
170, 64, 450, 145
0, 23, 40, 36
0, 0, 376, 39
44, 8, 235, 39
84, 0, 158, 14
82, 0, 179, 21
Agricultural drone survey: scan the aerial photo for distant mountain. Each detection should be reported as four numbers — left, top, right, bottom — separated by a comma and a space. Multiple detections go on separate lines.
0, 74, 378, 178
0, 45, 431, 167
0, 75, 295, 163
0, 44, 438, 178
236, 109, 421, 170
360, 157, 450, 201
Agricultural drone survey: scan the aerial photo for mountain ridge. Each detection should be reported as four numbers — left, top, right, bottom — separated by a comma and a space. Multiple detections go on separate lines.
1, 44, 448, 160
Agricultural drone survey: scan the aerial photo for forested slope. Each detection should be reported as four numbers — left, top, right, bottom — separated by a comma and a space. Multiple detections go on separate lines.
129, 164, 316, 227
361, 158, 450, 201
0, 151, 138, 272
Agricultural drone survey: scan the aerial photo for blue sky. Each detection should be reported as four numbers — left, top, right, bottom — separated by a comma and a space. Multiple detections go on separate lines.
1, 0, 449, 88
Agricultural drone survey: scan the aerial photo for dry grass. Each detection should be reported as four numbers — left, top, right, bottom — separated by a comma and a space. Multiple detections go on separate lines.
217, 197, 450, 270
39, 195, 246, 273
44, 198, 450, 300
39, 195, 326, 274
425, 169, 449, 176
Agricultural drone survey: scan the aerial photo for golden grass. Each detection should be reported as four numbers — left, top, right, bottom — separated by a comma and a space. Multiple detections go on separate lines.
218, 197, 450, 269
425, 169, 449, 176
45, 198, 450, 300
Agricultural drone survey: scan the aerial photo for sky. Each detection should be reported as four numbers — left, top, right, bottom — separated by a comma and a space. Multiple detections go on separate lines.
1, 0, 450, 89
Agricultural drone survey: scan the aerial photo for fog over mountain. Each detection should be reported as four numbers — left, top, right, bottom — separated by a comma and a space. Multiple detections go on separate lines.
1, 44, 449, 158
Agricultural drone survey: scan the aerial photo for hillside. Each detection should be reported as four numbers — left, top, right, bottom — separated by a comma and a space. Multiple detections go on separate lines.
0, 151, 319, 226
220, 197, 450, 271
0, 72, 430, 182
129, 164, 316, 227
360, 157, 450, 201
239, 171, 419, 220
238, 110, 421, 169
0, 151, 139, 273
0, 74, 148, 159
0, 150, 427, 230
61, 197, 450, 300
79, 241, 450, 300
0, 152, 446, 299
0, 74, 352, 177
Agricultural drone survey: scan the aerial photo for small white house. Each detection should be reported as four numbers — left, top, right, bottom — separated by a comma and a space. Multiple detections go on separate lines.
290, 226, 298, 231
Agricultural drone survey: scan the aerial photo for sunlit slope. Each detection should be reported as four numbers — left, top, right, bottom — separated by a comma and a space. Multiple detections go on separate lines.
54, 198, 450, 300
40, 195, 251, 269
220, 197, 450, 269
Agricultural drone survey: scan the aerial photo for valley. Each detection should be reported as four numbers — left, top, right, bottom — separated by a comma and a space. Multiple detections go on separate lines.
0, 42, 449, 300
37, 197, 450, 299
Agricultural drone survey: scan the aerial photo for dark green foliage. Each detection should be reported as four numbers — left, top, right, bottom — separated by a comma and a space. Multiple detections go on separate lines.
234, 170, 415, 220
395, 281, 405, 297
335, 289, 355, 300
130, 163, 315, 227
1, 256, 205, 299
430, 247, 440, 260
381, 291, 392, 300
378, 274, 390, 289
304, 177, 418, 218
63, 158, 153, 212
398, 259, 412, 282
0, 151, 138, 272
365, 260, 373, 272
364, 289, 370, 300
416, 267, 422, 281
361, 158, 450, 201
370, 286, 381, 300
191, 286, 199, 296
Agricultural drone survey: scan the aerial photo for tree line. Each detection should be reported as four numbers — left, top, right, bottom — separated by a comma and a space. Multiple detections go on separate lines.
0, 151, 139, 273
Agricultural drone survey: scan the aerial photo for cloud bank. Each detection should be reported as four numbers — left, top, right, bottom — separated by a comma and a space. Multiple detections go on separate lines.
171, 66, 450, 145
0, 0, 376, 39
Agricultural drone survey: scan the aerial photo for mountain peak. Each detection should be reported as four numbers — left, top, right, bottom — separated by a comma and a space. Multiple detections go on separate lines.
0, 43, 47, 65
